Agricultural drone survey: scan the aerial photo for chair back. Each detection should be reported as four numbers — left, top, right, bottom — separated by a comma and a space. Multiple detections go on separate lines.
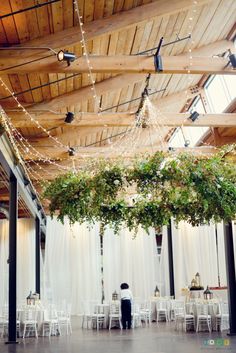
156, 299, 168, 310
94, 304, 105, 315
196, 304, 208, 316
220, 302, 229, 315
22, 308, 38, 321
110, 303, 120, 315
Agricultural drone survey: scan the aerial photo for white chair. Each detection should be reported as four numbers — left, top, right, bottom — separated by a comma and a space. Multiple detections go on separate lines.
92, 304, 106, 330
140, 301, 151, 326
171, 300, 185, 322
109, 303, 122, 330
175, 305, 195, 332
22, 308, 38, 338
42, 308, 61, 336
57, 304, 72, 335
156, 299, 169, 322
82, 301, 97, 329
216, 302, 229, 332
132, 303, 141, 328
196, 304, 211, 332
0, 306, 9, 338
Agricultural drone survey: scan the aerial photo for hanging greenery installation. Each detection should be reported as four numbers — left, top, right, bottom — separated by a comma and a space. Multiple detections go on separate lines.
43, 147, 236, 233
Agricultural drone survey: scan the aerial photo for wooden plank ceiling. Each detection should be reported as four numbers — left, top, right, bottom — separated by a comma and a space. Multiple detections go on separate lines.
0, 0, 236, 190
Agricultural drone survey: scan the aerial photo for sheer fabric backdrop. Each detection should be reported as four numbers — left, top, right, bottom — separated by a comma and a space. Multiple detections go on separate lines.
172, 221, 220, 297
0, 219, 35, 308
44, 217, 101, 315
103, 226, 159, 302
0, 220, 9, 308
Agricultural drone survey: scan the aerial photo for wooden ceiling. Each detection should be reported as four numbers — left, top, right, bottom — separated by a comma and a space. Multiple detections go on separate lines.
0, 0, 236, 194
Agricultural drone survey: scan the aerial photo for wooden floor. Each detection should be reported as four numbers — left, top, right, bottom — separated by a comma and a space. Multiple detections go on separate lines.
1, 319, 236, 353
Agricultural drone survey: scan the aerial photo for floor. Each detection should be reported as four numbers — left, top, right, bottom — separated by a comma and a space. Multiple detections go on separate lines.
0, 318, 235, 353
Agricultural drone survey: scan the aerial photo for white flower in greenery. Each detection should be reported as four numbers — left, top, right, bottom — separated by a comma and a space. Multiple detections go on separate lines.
114, 179, 120, 186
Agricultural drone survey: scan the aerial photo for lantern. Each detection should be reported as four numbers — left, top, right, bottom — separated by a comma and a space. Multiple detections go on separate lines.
203, 286, 213, 300
195, 272, 201, 287
154, 285, 160, 297
112, 290, 118, 301
26, 291, 35, 305
191, 278, 197, 288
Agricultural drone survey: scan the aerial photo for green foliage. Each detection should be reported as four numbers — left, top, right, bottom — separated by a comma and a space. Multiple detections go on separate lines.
43, 147, 236, 232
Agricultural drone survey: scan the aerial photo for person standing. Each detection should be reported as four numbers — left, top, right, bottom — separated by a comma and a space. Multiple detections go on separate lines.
120, 283, 133, 329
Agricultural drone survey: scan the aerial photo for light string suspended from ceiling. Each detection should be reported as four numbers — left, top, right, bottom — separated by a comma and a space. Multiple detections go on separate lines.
73, 0, 102, 116
0, 107, 71, 181
0, 109, 45, 197
0, 77, 70, 152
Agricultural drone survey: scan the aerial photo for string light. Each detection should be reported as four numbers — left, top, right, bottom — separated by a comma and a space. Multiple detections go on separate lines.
73, 0, 101, 114
0, 77, 70, 152
0, 108, 71, 177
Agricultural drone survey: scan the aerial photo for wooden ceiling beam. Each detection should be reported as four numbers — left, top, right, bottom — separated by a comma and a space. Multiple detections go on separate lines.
0, 0, 211, 59
2, 40, 232, 111
1, 39, 233, 72
24, 146, 219, 163
8, 112, 236, 128
1, 56, 233, 75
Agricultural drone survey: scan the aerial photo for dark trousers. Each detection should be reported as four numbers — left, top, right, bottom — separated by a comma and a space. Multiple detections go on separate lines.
121, 300, 132, 329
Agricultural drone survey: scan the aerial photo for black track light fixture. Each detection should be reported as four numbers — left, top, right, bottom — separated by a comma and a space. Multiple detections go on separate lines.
184, 140, 190, 147
31, 192, 37, 201
68, 147, 76, 157
65, 112, 75, 123
229, 54, 236, 69
189, 111, 199, 122
57, 50, 76, 66
37, 204, 42, 211
23, 176, 30, 186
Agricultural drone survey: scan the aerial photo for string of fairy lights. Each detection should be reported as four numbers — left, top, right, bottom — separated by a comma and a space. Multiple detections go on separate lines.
73, 0, 102, 115
0, 107, 70, 181
0, 0, 224, 185
91, 0, 203, 158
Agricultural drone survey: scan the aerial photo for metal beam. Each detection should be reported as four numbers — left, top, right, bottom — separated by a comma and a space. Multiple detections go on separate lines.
6, 175, 18, 344
167, 221, 175, 298
35, 217, 41, 296
224, 222, 236, 335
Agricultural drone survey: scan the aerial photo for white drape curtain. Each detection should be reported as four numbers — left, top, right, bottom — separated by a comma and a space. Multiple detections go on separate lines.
0, 220, 9, 308
17, 219, 36, 304
216, 222, 227, 287
0, 219, 35, 308
172, 221, 220, 298
103, 226, 159, 302
44, 217, 101, 315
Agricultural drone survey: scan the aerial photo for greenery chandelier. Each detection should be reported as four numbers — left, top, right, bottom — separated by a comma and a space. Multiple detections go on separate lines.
43, 147, 236, 233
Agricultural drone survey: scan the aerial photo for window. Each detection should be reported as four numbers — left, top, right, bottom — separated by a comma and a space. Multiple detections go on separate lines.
169, 74, 236, 148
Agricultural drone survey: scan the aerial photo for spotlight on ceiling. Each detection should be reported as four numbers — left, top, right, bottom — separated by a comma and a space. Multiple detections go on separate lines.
31, 192, 37, 201
23, 176, 30, 186
189, 111, 199, 122
37, 204, 42, 211
184, 140, 190, 147
68, 147, 76, 157
229, 54, 236, 68
65, 112, 75, 123
57, 50, 76, 66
